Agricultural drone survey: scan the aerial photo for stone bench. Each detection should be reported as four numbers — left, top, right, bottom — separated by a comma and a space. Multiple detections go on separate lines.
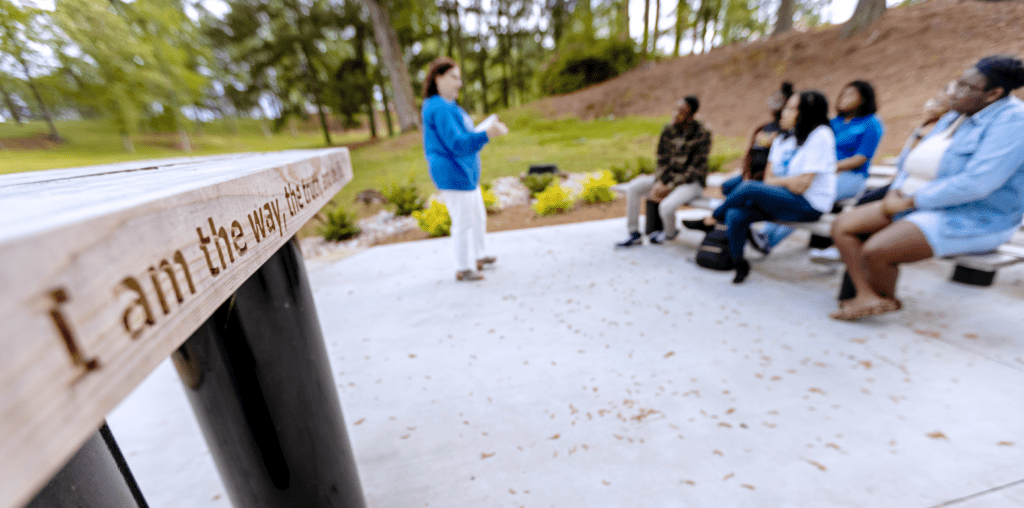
0, 150, 367, 507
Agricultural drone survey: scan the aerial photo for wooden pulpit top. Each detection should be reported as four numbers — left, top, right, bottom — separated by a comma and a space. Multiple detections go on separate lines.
0, 148, 352, 508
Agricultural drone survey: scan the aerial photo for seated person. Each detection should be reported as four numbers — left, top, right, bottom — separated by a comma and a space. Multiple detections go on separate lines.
683, 90, 837, 283
616, 96, 712, 247
829, 55, 1024, 321
755, 80, 885, 253
720, 82, 794, 196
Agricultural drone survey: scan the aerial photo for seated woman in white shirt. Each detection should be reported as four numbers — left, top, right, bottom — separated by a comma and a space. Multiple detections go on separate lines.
683, 90, 837, 283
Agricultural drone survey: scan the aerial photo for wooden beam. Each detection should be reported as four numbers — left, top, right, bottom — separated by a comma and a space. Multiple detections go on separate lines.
0, 148, 352, 508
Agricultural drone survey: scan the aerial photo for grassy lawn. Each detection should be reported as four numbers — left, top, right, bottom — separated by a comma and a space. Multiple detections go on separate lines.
1, 110, 746, 239
0, 118, 370, 175
336, 108, 746, 211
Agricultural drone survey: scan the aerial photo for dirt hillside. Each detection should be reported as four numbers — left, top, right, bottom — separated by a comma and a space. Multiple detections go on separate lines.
534, 0, 1024, 157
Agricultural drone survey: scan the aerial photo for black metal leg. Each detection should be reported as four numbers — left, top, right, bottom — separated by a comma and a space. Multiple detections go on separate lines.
26, 422, 147, 508
172, 238, 365, 508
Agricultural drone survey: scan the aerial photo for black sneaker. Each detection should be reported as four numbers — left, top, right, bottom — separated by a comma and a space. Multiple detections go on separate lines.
682, 219, 714, 233
732, 259, 751, 284
615, 231, 642, 248
648, 230, 664, 244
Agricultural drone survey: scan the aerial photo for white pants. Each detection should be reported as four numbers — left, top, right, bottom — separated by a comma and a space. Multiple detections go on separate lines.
624, 174, 703, 237
440, 188, 488, 271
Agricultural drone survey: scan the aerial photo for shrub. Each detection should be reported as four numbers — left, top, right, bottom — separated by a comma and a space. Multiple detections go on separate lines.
382, 176, 426, 216
482, 188, 500, 213
412, 199, 451, 237
608, 163, 635, 184
635, 156, 656, 175
537, 38, 640, 96
522, 173, 557, 197
580, 171, 617, 204
533, 184, 575, 215
708, 148, 745, 173
318, 207, 362, 242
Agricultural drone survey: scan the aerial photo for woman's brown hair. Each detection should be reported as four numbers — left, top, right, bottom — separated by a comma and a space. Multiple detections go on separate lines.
423, 56, 458, 99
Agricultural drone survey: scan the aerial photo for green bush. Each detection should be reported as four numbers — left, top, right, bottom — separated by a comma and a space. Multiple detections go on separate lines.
382, 176, 426, 216
533, 184, 575, 215
482, 188, 500, 213
537, 38, 640, 96
608, 163, 635, 184
635, 156, 656, 175
522, 173, 557, 197
708, 148, 745, 173
318, 207, 362, 242
412, 199, 451, 237
580, 171, 617, 204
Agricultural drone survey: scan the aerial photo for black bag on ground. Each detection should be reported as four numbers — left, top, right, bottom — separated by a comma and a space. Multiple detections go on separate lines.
695, 224, 735, 270
644, 199, 663, 234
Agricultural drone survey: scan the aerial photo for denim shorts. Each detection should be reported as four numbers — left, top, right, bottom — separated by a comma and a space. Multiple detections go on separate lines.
901, 210, 1017, 257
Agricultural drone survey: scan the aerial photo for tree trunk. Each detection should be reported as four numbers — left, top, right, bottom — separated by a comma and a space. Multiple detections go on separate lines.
477, 30, 489, 114
19, 58, 61, 142
578, 0, 594, 42
653, 0, 661, 54
840, 0, 886, 38
0, 86, 24, 124
261, 118, 272, 138
121, 133, 134, 153
619, 0, 630, 39
673, 0, 687, 57
691, 10, 700, 54
772, 0, 795, 37
363, 0, 420, 132
642, 0, 651, 58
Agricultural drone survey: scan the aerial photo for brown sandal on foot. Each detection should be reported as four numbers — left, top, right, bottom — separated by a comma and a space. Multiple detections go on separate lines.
456, 269, 484, 281
829, 298, 901, 321
476, 256, 497, 271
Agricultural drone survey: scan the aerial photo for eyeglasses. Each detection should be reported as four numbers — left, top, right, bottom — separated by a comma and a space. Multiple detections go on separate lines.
954, 80, 987, 94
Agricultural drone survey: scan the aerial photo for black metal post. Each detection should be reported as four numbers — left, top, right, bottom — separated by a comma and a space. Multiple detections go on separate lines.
26, 422, 148, 508
171, 239, 365, 508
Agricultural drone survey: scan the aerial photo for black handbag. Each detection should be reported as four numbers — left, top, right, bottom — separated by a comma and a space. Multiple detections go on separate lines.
695, 224, 735, 270
644, 199, 663, 234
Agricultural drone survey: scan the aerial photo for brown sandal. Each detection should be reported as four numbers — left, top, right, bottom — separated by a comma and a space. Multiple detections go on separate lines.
829, 298, 901, 321
476, 256, 497, 271
456, 270, 484, 281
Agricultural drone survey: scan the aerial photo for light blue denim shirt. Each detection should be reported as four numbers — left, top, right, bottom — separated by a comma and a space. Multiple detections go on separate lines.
894, 96, 1024, 238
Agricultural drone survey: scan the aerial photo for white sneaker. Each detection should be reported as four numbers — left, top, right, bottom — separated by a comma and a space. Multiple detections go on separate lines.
809, 246, 842, 264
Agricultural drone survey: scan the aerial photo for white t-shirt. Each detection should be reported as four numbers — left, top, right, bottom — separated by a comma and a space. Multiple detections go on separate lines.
768, 125, 837, 213
898, 116, 965, 195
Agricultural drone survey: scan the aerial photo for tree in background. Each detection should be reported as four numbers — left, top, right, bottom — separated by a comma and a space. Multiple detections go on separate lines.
53, 0, 163, 151
0, 0, 62, 141
772, 0, 796, 36
364, 0, 420, 132
840, 0, 885, 38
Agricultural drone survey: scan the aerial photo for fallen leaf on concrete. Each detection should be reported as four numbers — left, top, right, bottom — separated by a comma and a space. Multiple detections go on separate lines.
409, 354, 416, 358
809, 387, 826, 395
998, 441, 1014, 446
481, 452, 495, 459
684, 480, 696, 486
964, 333, 979, 339
803, 458, 827, 471
354, 419, 365, 425
742, 484, 756, 490
723, 473, 735, 481
913, 329, 940, 338
602, 480, 610, 485
926, 431, 948, 440
664, 351, 675, 358
549, 433, 560, 440
400, 435, 410, 439
713, 449, 724, 456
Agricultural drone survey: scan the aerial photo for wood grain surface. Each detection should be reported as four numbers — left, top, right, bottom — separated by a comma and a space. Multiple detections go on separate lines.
0, 148, 352, 508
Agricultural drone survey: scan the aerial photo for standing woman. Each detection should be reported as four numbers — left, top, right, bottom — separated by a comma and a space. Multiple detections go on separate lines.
421, 56, 509, 281
683, 91, 837, 283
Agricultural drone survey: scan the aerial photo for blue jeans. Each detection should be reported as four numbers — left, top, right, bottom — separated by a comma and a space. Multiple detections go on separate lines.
721, 175, 744, 196
760, 171, 869, 248
711, 181, 823, 262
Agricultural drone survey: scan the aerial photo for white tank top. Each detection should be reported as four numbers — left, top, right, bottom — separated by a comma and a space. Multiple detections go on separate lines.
900, 116, 965, 194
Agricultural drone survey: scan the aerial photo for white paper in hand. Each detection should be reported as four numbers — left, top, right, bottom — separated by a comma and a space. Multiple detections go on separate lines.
474, 114, 498, 133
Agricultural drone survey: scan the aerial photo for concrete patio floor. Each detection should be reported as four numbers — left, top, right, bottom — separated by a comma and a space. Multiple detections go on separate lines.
108, 213, 1024, 507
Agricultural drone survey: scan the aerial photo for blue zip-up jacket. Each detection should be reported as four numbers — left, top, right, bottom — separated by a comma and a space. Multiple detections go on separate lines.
422, 95, 490, 190
894, 96, 1024, 237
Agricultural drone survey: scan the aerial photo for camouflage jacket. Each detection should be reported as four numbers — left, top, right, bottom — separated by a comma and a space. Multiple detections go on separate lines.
655, 119, 712, 188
